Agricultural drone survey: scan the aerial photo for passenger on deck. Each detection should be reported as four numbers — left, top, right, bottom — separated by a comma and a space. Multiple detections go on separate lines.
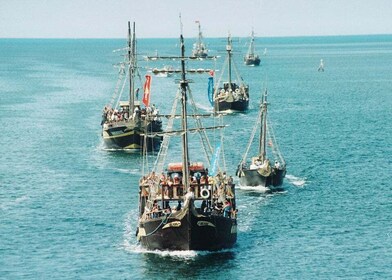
139, 176, 147, 186
217, 183, 226, 203
175, 201, 182, 211
173, 175, 180, 185
223, 201, 232, 218
151, 201, 161, 218
191, 176, 198, 185
200, 175, 206, 186
160, 172, 166, 183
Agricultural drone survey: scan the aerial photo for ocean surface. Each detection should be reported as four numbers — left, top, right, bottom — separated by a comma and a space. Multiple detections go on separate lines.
1, 35, 391, 279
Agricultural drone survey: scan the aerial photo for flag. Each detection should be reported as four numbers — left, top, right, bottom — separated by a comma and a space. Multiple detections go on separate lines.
207, 76, 214, 106
195, 20, 200, 24
209, 143, 221, 176
143, 75, 151, 106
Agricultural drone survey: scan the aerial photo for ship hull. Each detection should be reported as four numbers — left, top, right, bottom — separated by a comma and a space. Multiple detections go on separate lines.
138, 211, 237, 251
245, 57, 261, 66
214, 99, 249, 112
102, 120, 162, 151
239, 168, 286, 191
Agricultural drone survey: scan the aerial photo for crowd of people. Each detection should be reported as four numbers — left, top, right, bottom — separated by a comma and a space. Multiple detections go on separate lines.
139, 169, 237, 219
101, 104, 159, 125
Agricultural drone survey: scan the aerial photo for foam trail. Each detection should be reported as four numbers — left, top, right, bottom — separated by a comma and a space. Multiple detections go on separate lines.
194, 102, 213, 112
0, 195, 29, 211
286, 174, 306, 187
236, 184, 270, 193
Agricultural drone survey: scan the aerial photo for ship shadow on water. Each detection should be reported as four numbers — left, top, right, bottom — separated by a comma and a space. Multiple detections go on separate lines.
140, 250, 236, 278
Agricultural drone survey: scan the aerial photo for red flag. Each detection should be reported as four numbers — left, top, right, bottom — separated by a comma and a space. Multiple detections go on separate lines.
143, 75, 151, 107
209, 70, 214, 76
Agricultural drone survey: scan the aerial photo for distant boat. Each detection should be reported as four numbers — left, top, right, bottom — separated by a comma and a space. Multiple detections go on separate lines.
212, 35, 249, 112
244, 30, 261, 66
136, 34, 237, 251
318, 59, 324, 72
101, 22, 162, 151
191, 21, 209, 59
151, 65, 177, 77
236, 89, 286, 191
151, 66, 214, 76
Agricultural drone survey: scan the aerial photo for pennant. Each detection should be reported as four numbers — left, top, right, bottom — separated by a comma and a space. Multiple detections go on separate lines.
207, 76, 214, 106
143, 75, 151, 107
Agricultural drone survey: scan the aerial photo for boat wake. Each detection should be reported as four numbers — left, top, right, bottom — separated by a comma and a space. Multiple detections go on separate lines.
0, 195, 30, 211
237, 184, 270, 193
194, 102, 213, 112
286, 174, 307, 187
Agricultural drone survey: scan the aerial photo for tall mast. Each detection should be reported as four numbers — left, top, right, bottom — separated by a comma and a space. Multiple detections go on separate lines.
180, 34, 190, 189
250, 29, 255, 56
259, 89, 268, 161
197, 22, 202, 47
227, 35, 232, 90
128, 21, 136, 117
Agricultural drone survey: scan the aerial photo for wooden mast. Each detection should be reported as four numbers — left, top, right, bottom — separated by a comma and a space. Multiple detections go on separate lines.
180, 34, 190, 190
259, 89, 268, 161
128, 21, 136, 118
227, 35, 232, 91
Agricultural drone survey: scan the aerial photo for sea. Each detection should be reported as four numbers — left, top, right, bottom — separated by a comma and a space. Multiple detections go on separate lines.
1, 34, 391, 279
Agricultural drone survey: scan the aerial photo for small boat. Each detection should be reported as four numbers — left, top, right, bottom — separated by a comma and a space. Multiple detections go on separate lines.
318, 59, 324, 72
152, 65, 175, 77
136, 33, 237, 251
101, 22, 162, 151
212, 35, 249, 112
244, 30, 261, 66
236, 89, 286, 191
191, 21, 209, 59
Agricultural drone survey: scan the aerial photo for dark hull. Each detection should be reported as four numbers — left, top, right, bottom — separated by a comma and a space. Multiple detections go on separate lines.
138, 211, 237, 251
239, 168, 286, 191
102, 120, 162, 151
245, 57, 261, 66
214, 99, 249, 112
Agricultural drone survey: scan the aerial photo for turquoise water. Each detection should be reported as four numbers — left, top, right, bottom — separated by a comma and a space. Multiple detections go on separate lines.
1, 35, 392, 279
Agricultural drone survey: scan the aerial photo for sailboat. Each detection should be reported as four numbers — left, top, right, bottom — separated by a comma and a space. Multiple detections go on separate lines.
136, 33, 237, 251
212, 35, 249, 112
191, 21, 208, 59
236, 89, 286, 191
318, 59, 325, 72
244, 30, 261, 66
101, 22, 162, 151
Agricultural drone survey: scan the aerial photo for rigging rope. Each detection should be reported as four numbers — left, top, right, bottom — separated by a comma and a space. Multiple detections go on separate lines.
187, 85, 213, 163
114, 67, 130, 109
152, 89, 181, 175
231, 56, 246, 85
239, 108, 262, 165
108, 64, 126, 108
219, 115, 227, 173
266, 118, 286, 166
213, 56, 228, 97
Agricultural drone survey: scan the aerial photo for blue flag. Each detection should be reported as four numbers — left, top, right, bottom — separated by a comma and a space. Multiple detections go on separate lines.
207, 76, 214, 106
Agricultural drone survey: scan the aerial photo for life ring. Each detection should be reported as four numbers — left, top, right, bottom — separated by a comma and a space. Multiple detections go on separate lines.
200, 188, 210, 199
